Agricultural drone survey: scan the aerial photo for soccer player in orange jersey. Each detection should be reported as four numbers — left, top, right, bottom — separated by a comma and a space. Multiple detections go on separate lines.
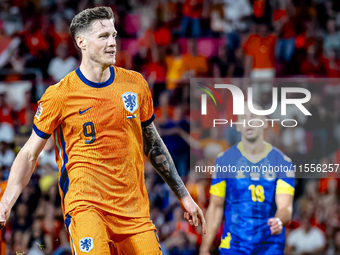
0, 6, 205, 254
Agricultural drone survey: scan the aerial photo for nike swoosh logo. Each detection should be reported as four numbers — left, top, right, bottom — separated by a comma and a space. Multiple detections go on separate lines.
79, 106, 93, 115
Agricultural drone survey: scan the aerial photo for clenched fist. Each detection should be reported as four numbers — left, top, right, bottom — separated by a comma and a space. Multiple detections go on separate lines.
268, 218, 283, 235
0, 202, 10, 230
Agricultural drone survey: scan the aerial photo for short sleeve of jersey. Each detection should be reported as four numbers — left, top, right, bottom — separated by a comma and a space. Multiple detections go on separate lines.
33, 85, 63, 139
210, 156, 226, 198
139, 75, 155, 127
276, 158, 295, 196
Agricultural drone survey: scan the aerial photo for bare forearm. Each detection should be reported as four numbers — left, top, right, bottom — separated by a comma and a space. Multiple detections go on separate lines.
142, 123, 188, 199
201, 205, 224, 250
1, 147, 38, 209
275, 193, 293, 226
275, 207, 292, 226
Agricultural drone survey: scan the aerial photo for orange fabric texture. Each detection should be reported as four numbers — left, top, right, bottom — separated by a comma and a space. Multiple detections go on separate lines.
66, 206, 159, 254
154, 106, 175, 120
165, 56, 186, 89
114, 229, 162, 255
273, 9, 287, 21
0, 181, 8, 201
33, 66, 154, 218
243, 34, 276, 69
182, 0, 204, 18
182, 53, 208, 76
253, 0, 266, 18
22, 30, 49, 56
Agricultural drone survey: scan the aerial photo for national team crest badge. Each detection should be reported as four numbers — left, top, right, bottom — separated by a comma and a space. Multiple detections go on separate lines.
122, 92, 139, 114
79, 237, 94, 253
35, 103, 43, 120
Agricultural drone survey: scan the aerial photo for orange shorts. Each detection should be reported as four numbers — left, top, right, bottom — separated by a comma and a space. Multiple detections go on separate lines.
65, 206, 162, 255
0, 241, 5, 255
0, 228, 5, 255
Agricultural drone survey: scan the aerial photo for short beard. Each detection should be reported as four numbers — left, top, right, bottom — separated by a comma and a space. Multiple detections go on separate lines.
245, 135, 260, 144
104, 58, 116, 68
88, 51, 115, 68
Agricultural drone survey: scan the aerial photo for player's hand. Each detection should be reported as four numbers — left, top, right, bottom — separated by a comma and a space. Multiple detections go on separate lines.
179, 195, 206, 234
0, 202, 10, 230
268, 217, 282, 235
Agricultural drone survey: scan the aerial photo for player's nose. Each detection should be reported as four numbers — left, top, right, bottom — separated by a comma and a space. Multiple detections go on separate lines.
108, 35, 116, 47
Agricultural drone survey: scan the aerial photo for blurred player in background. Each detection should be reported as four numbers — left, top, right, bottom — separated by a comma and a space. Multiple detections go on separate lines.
0, 6, 205, 254
200, 103, 295, 255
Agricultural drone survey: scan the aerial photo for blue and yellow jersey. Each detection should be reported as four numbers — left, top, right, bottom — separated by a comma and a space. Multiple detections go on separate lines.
210, 142, 295, 248
33, 66, 154, 218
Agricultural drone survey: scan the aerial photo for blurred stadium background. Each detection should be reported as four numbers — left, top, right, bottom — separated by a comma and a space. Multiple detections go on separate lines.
0, 0, 340, 254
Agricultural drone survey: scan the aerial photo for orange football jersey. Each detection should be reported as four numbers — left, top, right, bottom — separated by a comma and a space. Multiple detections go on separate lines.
33, 66, 154, 218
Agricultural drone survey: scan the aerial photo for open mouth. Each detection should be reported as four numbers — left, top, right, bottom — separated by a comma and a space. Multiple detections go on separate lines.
106, 51, 115, 56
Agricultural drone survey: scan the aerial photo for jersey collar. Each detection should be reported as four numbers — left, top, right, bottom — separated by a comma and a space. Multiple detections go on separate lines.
76, 66, 115, 88
237, 141, 272, 164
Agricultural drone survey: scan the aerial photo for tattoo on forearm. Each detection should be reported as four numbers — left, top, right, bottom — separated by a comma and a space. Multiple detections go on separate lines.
142, 123, 188, 199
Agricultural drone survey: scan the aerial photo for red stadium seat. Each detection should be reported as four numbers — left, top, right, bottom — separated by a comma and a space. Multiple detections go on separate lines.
124, 14, 141, 35
121, 39, 138, 56
197, 39, 215, 58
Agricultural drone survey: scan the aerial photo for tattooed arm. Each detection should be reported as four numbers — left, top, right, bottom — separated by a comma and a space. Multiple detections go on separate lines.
142, 122, 206, 233
142, 122, 188, 199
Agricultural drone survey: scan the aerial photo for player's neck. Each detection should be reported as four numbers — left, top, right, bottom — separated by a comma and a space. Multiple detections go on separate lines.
79, 61, 111, 83
241, 137, 266, 157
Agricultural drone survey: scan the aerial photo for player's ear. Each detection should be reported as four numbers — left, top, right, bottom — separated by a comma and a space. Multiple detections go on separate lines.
236, 116, 242, 132
263, 116, 268, 129
76, 35, 86, 50
236, 123, 241, 132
